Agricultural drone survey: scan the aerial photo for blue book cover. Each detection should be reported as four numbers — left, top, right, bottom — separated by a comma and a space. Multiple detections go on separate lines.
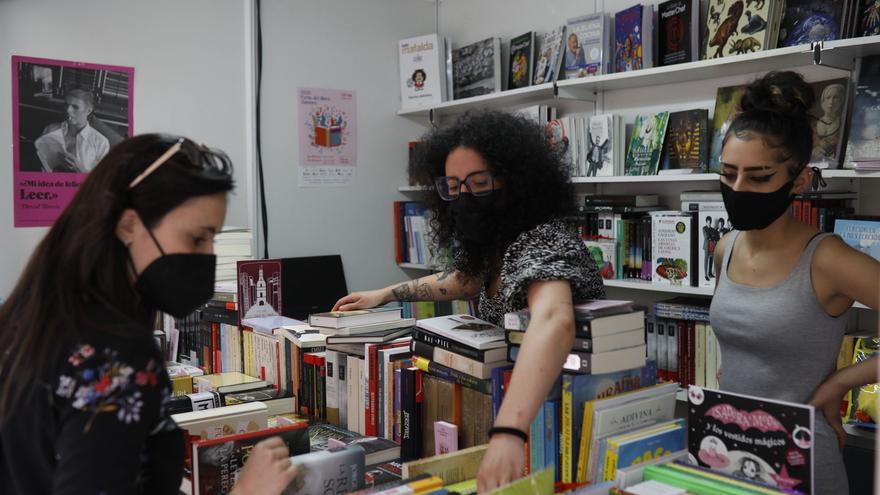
544, 400, 560, 482
833, 219, 880, 261
491, 365, 514, 419
615, 4, 644, 72
530, 403, 546, 471
612, 418, 687, 472
778, 0, 845, 48
564, 360, 658, 480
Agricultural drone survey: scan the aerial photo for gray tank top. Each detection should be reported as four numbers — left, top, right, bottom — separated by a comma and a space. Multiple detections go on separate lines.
710, 230, 849, 494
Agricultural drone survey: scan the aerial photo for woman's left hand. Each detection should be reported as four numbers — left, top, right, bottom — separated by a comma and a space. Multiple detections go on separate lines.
808, 376, 848, 451
476, 434, 525, 494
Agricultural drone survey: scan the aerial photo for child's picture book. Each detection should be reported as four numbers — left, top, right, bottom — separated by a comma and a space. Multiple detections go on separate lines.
398, 33, 448, 110
688, 386, 815, 495
625, 112, 670, 176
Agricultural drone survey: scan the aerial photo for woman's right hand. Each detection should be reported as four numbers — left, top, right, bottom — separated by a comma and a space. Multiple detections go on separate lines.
332, 288, 388, 311
231, 437, 298, 495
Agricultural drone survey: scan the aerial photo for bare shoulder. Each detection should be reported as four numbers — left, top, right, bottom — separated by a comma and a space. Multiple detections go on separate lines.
813, 234, 871, 270
714, 230, 735, 266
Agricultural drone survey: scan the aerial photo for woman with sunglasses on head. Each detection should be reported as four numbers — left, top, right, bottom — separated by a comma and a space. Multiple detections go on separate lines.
710, 71, 879, 494
0, 135, 297, 494
333, 110, 605, 492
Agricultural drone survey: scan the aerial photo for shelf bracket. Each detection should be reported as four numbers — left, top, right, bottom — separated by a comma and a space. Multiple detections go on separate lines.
810, 41, 854, 72
428, 108, 436, 128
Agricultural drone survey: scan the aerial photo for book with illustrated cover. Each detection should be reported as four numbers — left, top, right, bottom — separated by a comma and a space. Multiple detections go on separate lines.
845, 55, 880, 165
583, 240, 617, 279
807, 78, 850, 168
602, 418, 687, 482
705, 0, 782, 59
563, 14, 608, 79
658, 0, 700, 66
533, 26, 566, 85
625, 112, 670, 176
778, 0, 846, 47
192, 423, 310, 495
687, 386, 815, 495
651, 213, 697, 287
173, 402, 269, 441
660, 109, 708, 173
858, 0, 880, 36
614, 4, 653, 72
415, 314, 505, 350
283, 445, 366, 495
587, 114, 615, 177
709, 84, 746, 172
398, 33, 448, 110
508, 31, 535, 90
452, 37, 502, 100
237, 260, 282, 319
833, 218, 880, 261
692, 202, 734, 288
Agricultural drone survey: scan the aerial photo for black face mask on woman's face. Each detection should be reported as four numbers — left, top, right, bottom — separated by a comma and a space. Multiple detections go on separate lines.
720, 179, 796, 231
132, 229, 216, 318
449, 192, 500, 245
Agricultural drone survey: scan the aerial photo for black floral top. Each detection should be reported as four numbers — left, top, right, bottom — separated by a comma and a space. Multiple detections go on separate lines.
457, 220, 606, 326
0, 299, 183, 495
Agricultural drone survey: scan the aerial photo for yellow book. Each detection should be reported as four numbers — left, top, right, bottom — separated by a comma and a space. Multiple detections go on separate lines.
575, 399, 596, 482
561, 378, 573, 482
444, 479, 477, 494
409, 475, 444, 494
486, 468, 553, 495
402, 444, 487, 485
602, 421, 682, 482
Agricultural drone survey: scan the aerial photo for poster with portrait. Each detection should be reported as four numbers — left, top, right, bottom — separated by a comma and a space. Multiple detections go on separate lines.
12, 56, 134, 227
297, 87, 357, 187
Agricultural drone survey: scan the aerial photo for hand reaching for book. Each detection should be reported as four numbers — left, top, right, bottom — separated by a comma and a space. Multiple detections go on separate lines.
476, 434, 526, 493
332, 288, 388, 312
231, 437, 299, 495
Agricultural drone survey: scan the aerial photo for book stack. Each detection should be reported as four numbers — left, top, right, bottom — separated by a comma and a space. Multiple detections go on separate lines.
213, 227, 252, 282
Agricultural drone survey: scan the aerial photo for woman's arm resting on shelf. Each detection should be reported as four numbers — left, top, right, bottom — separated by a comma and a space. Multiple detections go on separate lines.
332, 269, 481, 311
477, 279, 574, 493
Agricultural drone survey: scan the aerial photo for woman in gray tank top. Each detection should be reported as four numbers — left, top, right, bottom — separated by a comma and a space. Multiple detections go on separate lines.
709, 71, 879, 494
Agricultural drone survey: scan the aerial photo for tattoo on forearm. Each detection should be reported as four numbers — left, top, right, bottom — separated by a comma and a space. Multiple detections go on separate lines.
439, 288, 448, 296
392, 282, 416, 302
416, 283, 434, 300
436, 269, 452, 282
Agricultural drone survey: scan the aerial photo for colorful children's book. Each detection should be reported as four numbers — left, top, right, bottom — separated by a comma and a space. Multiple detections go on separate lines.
614, 4, 654, 72
687, 386, 815, 494
602, 419, 687, 482
508, 31, 535, 90
625, 112, 670, 176
398, 33, 448, 110
533, 26, 566, 85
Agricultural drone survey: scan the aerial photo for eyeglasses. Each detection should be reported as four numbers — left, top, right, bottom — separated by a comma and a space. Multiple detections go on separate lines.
128, 137, 233, 189
434, 170, 496, 201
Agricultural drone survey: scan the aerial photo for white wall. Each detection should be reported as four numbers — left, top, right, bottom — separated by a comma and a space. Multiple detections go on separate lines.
257, 0, 436, 292
0, 0, 253, 298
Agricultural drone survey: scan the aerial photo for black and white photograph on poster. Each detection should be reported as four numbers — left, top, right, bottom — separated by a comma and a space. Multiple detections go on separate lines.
15, 57, 132, 173
12, 55, 134, 227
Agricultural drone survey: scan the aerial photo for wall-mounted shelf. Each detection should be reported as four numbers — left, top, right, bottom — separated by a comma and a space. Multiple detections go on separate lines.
398, 185, 431, 192
397, 36, 880, 119
821, 169, 880, 179
603, 279, 714, 296
398, 262, 440, 271
573, 173, 720, 184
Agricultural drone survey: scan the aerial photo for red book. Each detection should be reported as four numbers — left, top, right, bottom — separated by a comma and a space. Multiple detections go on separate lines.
304, 353, 326, 419
366, 341, 410, 436
393, 201, 404, 263
192, 423, 309, 495
212, 323, 221, 374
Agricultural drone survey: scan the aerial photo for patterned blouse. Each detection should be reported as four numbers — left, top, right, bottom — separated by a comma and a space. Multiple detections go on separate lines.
0, 299, 183, 495
457, 220, 606, 326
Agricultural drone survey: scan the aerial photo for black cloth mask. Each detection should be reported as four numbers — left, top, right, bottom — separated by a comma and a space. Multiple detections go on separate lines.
133, 229, 216, 318
720, 179, 796, 231
449, 192, 500, 245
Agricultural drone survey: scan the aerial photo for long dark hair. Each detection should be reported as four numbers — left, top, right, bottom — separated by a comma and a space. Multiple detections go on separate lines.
412, 110, 575, 278
0, 134, 234, 424
724, 71, 816, 177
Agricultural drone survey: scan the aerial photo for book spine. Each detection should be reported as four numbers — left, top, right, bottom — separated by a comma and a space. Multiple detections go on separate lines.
678, 320, 687, 388
561, 375, 573, 483
411, 355, 493, 395
318, 358, 326, 421
394, 368, 402, 444
326, 351, 339, 426
413, 328, 485, 361
687, 321, 696, 387
603, 441, 620, 482
490, 365, 513, 419
367, 344, 379, 436
545, 401, 559, 483
400, 367, 422, 461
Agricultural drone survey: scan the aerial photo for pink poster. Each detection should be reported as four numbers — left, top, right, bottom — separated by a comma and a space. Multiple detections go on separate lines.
11, 56, 134, 227
297, 87, 357, 187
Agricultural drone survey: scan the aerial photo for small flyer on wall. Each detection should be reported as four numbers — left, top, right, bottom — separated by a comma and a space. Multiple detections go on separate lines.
11, 55, 134, 227
297, 87, 357, 187
687, 386, 814, 495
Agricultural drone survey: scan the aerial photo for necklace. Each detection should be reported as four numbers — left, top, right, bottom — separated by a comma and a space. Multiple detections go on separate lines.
816, 118, 841, 138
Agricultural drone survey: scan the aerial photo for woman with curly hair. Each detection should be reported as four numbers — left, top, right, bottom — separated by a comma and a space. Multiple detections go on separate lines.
333, 110, 605, 491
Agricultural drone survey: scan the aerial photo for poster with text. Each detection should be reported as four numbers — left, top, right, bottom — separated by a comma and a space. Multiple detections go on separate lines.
297, 87, 356, 187
12, 56, 134, 227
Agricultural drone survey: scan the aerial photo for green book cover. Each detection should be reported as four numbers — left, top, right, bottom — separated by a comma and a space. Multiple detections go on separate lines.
625, 112, 670, 175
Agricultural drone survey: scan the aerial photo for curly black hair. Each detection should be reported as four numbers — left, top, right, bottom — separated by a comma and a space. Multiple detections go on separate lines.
411, 109, 576, 278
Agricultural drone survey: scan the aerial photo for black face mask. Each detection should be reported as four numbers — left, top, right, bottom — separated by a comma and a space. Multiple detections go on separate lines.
720, 179, 796, 231
449, 192, 499, 245
132, 229, 216, 318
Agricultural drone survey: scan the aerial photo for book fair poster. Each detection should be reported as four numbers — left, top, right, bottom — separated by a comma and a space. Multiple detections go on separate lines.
297, 87, 357, 187
11, 56, 134, 227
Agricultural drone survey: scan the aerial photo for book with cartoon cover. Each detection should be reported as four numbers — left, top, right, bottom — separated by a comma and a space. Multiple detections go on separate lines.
687, 386, 815, 495
625, 112, 670, 176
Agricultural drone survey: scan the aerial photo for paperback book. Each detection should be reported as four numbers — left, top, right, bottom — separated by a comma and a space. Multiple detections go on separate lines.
709, 84, 746, 172
833, 218, 880, 261
533, 26, 566, 85
705, 0, 781, 59
398, 33, 448, 110
778, 0, 846, 47
844, 55, 880, 165
283, 445, 366, 495
625, 112, 670, 176
614, 4, 654, 72
508, 31, 535, 90
452, 37, 502, 100
660, 109, 708, 173
586, 114, 617, 177
651, 212, 697, 287
687, 386, 815, 495
564, 14, 608, 79
807, 78, 850, 168
658, 0, 700, 66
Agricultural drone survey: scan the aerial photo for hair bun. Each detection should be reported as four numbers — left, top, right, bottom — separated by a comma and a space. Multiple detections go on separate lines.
740, 71, 814, 118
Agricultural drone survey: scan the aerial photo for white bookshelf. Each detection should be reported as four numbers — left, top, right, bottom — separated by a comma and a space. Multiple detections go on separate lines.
398, 36, 880, 119
572, 173, 720, 184
397, 262, 440, 271
604, 279, 714, 297
397, 185, 431, 192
